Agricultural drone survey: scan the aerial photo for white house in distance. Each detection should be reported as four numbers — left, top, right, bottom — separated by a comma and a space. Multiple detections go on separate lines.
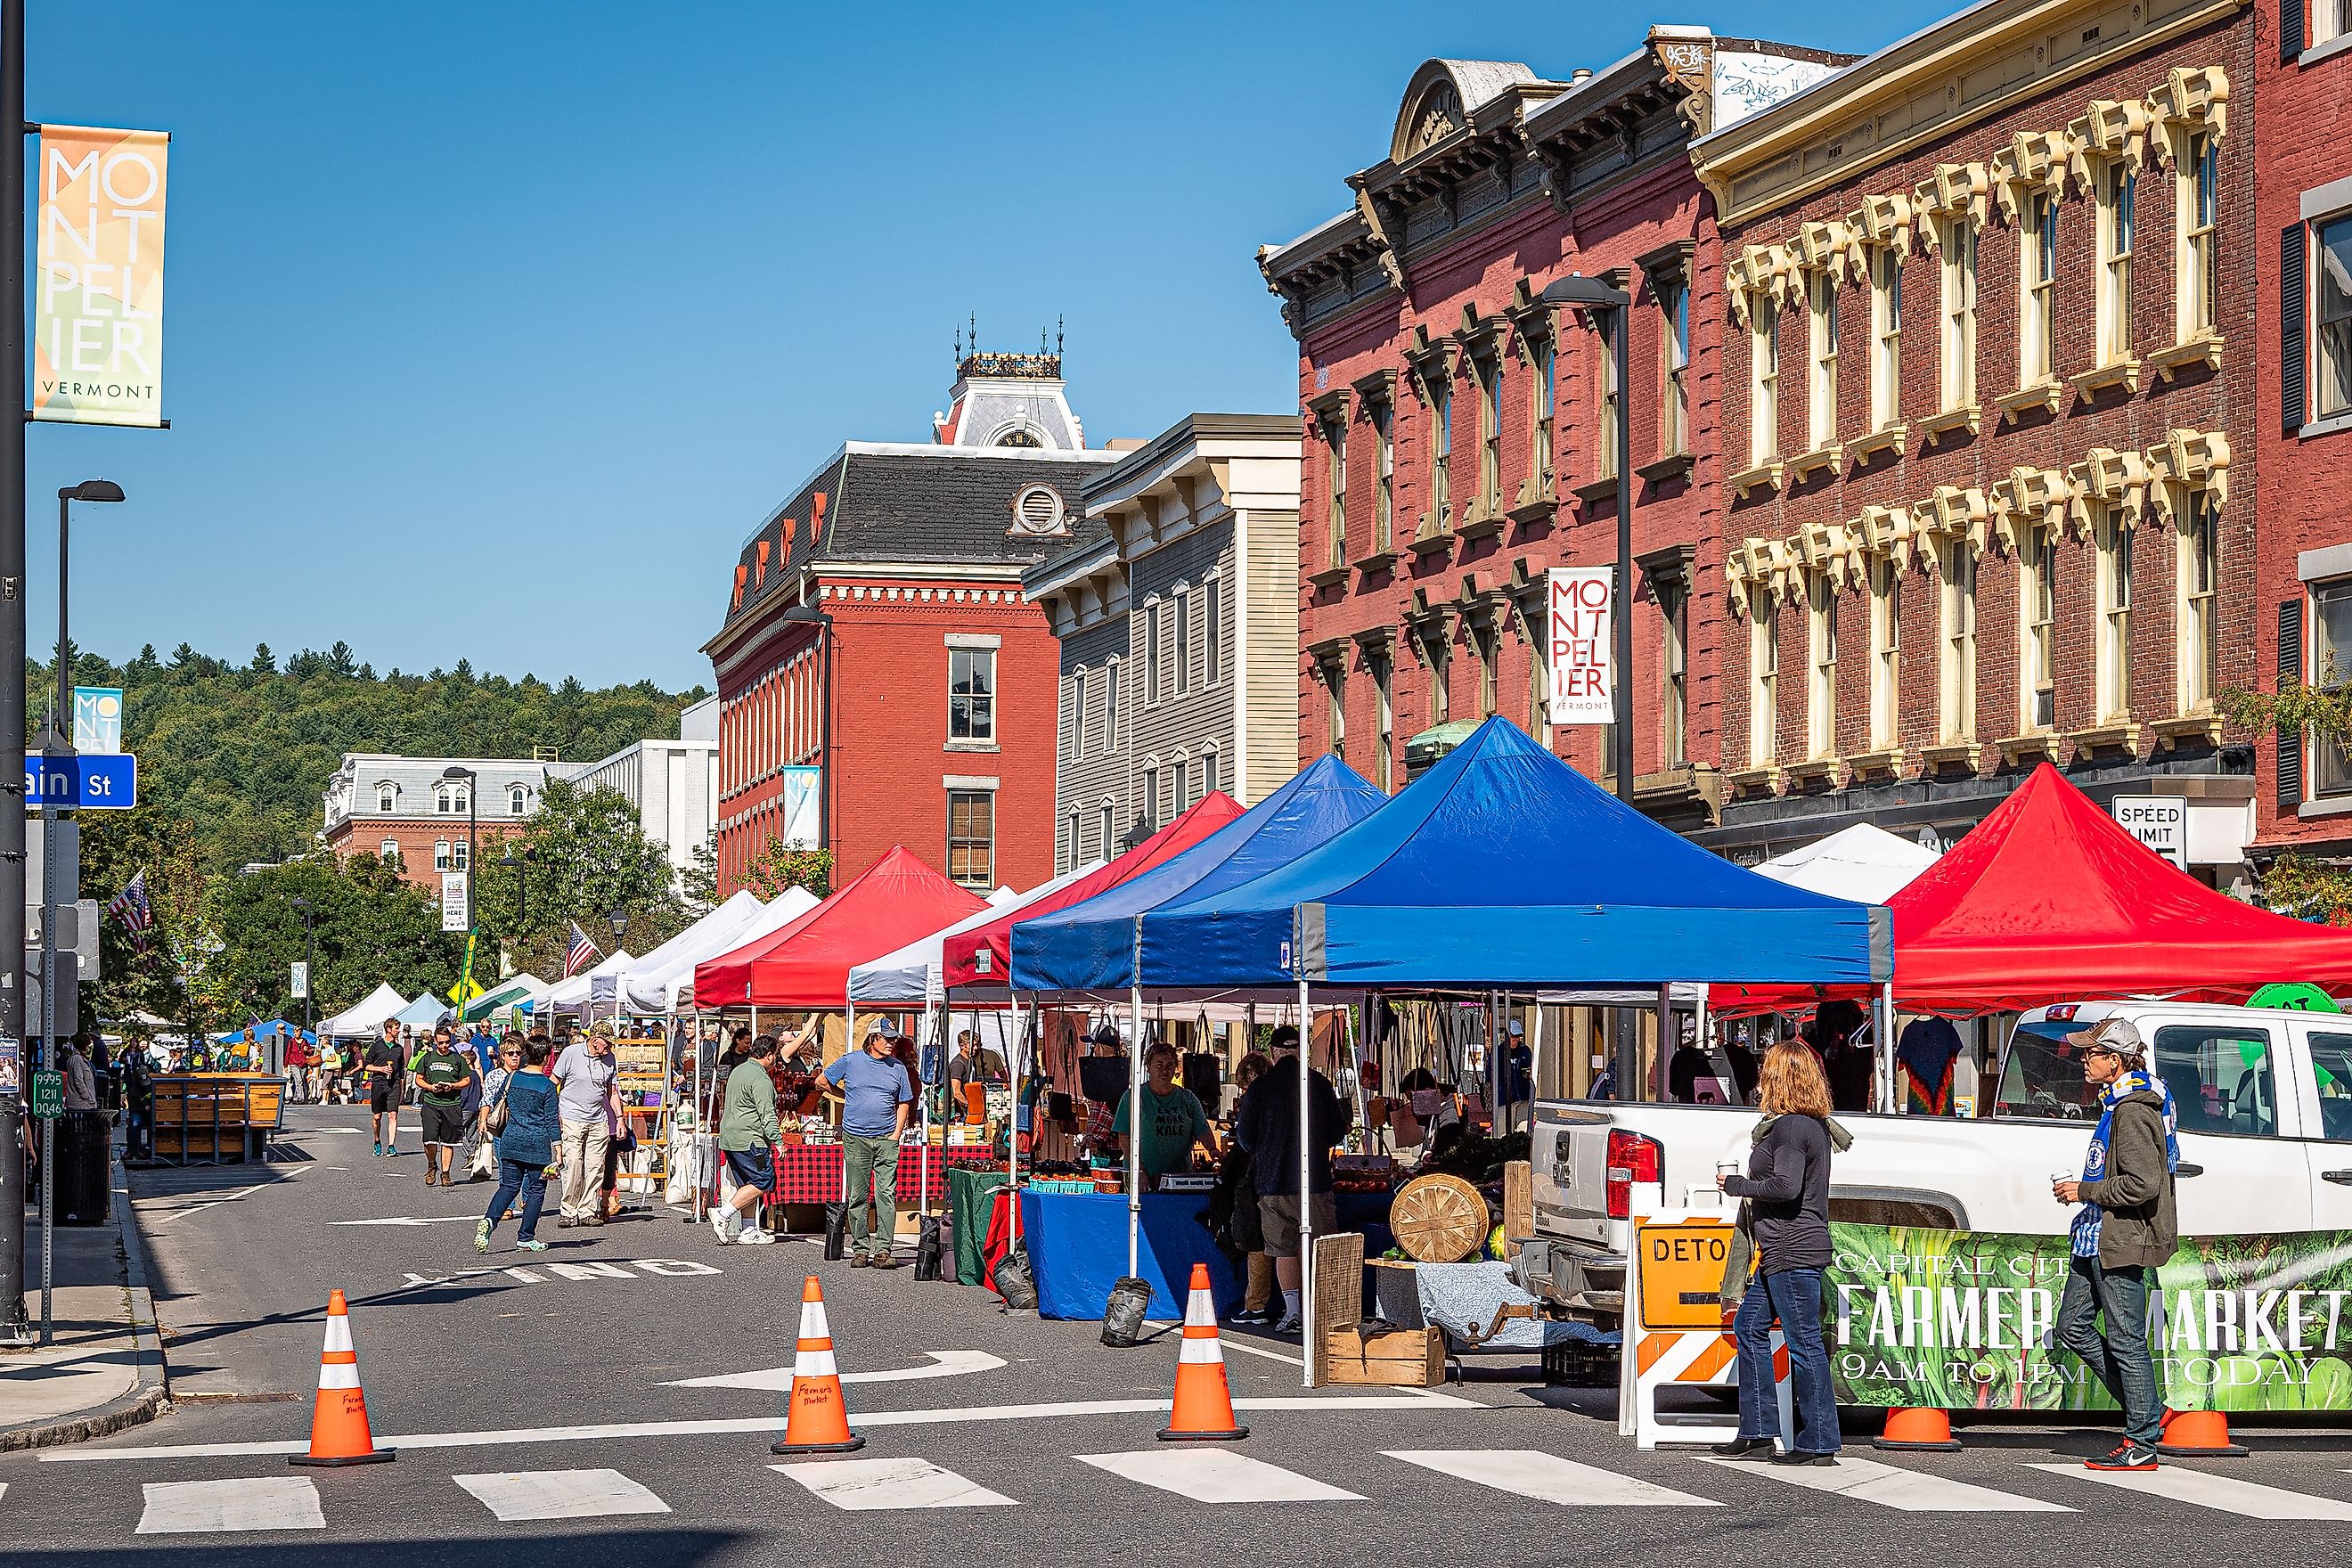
560, 697, 720, 887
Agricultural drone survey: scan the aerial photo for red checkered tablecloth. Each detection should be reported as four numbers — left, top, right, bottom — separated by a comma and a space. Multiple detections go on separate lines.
764, 1141, 1000, 1205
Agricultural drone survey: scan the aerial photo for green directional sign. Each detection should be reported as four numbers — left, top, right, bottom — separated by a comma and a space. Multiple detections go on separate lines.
29, 1070, 62, 1119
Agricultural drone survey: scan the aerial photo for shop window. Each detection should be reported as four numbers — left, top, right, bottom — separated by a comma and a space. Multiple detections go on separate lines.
947, 790, 994, 887
2022, 193, 2058, 387
949, 647, 996, 742
2178, 495, 2219, 713
1750, 296, 1779, 465
1939, 543, 1976, 741
1870, 248, 1903, 429
1809, 272, 1839, 449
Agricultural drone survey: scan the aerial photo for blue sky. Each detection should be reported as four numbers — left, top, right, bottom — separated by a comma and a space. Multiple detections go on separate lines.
28, 0, 1953, 693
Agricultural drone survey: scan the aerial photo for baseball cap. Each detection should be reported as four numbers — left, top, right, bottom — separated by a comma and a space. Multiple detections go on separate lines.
1506, 1019, 1525, 1038
2064, 1017, 2144, 1057
875, 1017, 903, 1041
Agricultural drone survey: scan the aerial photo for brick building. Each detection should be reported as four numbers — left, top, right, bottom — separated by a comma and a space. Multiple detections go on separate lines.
1026, 413, 1303, 873
1691, 0, 2259, 877
1259, 36, 1844, 827
321, 754, 549, 888
2253, 0, 2352, 856
702, 352, 1119, 896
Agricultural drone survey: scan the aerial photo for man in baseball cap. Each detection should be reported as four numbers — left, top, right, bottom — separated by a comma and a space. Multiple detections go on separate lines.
2051, 1017, 2179, 1470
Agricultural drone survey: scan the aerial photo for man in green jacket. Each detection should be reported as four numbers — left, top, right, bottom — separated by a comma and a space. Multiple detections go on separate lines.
712, 1034, 780, 1246
2052, 1017, 2179, 1472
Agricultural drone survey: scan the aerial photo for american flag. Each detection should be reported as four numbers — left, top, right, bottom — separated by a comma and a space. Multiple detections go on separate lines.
108, 870, 154, 951
565, 920, 600, 977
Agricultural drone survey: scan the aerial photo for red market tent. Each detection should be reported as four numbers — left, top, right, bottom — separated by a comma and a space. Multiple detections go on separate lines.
1717, 763, 2352, 1017
693, 845, 986, 1009
938, 791, 1245, 990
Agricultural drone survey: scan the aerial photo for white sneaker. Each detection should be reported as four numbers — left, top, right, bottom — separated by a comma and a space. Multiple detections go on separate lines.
709, 1209, 735, 1244
735, 1228, 775, 1245
1272, 1311, 1303, 1334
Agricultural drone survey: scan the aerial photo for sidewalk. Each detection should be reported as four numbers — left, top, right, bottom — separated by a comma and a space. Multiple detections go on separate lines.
0, 1156, 170, 1450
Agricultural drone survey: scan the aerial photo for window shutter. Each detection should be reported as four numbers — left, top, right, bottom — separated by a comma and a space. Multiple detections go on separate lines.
2284, 0, 2306, 62
2281, 600, 2306, 811
2284, 223, 2308, 435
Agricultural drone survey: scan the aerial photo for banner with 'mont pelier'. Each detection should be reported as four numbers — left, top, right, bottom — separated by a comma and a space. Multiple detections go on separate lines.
35, 125, 168, 428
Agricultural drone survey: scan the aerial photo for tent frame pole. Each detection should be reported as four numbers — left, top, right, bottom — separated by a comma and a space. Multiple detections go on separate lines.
1127, 981, 1144, 1280
1874, 980, 1896, 1114
1008, 996, 1025, 1249
1298, 975, 1314, 1391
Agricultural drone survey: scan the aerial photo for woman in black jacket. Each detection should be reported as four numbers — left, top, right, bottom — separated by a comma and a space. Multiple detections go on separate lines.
1715, 1042, 1842, 1465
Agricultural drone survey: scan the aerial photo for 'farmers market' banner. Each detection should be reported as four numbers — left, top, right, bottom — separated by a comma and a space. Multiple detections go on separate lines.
1829, 1223, 2352, 1413
35, 126, 169, 428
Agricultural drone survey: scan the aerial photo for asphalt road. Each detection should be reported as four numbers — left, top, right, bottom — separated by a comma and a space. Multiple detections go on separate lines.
6, 1103, 2352, 1566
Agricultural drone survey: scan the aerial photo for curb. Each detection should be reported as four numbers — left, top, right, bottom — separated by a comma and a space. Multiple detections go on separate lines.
0, 1149, 173, 1452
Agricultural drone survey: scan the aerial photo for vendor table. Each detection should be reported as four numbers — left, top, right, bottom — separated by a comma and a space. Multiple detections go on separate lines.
766, 1140, 997, 1205
982, 1188, 1393, 1320
948, 1166, 1009, 1286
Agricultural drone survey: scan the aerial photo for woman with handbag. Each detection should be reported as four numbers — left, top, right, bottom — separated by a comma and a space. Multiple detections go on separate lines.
475, 1036, 560, 1253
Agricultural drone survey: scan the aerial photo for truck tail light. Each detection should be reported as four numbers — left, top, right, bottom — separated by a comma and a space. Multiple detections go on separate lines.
1605, 1128, 1663, 1220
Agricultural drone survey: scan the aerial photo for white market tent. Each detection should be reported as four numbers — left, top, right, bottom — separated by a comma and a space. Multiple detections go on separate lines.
600, 891, 769, 1015
543, 949, 637, 1016
1752, 822, 1940, 905
848, 868, 1101, 1007
393, 991, 451, 1030
670, 888, 822, 1010
317, 982, 407, 1038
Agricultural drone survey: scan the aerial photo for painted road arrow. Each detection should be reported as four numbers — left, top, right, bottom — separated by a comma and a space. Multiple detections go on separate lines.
661, 1350, 1007, 1390
330, 1215, 483, 1227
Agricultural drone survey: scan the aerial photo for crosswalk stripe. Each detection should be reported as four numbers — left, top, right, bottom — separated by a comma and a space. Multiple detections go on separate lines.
2029, 1463, 2352, 1520
1711, 1455, 2070, 1512
1077, 1449, 1362, 1503
770, 1457, 1015, 1510
1388, 1450, 1717, 1507
453, 1468, 671, 1522
136, 1478, 324, 1534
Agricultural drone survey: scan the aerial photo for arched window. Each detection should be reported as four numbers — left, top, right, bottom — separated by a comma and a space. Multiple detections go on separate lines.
435, 783, 453, 813
508, 783, 528, 816
433, 840, 451, 871
375, 781, 397, 813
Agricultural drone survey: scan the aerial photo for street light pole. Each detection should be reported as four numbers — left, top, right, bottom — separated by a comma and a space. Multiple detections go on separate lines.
1540, 274, 1637, 803
0, 0, 30, 1344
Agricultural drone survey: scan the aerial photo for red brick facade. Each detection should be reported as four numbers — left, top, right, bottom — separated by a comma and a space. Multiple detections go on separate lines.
2252, 0, 2352, 854
1694, 0, 2258, 862
323, 819, 523, 890
1262, 41, 1848, 826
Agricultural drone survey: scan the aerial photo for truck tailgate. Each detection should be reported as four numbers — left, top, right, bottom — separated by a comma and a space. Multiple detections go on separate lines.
1531, 1100, 1619, 1250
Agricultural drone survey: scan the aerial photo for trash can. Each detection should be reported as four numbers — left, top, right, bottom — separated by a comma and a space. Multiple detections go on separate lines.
53, 1110, 112, 1225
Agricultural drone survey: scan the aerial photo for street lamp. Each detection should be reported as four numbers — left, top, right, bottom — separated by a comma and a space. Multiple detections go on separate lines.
439, 765, 478, 931
52, 479, 124, 753
499, 845, 534, 933
778, 601, 836, 853
289, 896, 316, 1040
608, 910, 629, 945
1540, 274, 1634, 804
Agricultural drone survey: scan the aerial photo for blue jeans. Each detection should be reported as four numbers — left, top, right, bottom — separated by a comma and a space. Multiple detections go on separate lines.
483, 1158, 548, 1243
1733, 1266, 1841, 1454
2056, 1258, 2160, 1445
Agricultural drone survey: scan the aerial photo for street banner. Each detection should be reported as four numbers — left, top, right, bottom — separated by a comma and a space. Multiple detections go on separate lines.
35, 126, 168, 428
440, 873, 469, 935
779, 765, 821, 848
290, 960, 308, 1000
1829, 1222, 2352, 1414
73, 687, 123, 754
1544, 567, 1612, 724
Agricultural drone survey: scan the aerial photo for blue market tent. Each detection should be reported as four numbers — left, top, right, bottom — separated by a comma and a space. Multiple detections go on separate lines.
1010, 754, 1387, 995
1131, 717, 1891, 990
392, 992, 450, 1029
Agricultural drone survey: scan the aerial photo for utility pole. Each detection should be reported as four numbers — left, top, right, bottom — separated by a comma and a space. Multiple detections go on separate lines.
0, 0, 34, 1343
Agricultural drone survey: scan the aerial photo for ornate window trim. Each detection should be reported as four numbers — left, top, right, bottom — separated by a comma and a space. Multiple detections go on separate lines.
1991, 131, 2071, 224
2144, 66, 2229, 166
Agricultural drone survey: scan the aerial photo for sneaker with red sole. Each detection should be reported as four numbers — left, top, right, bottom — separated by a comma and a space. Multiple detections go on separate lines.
2086, 1441, 2160, 1471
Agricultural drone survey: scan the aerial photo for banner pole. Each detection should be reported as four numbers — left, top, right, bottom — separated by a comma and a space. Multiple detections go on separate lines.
0, 0, 30, 1343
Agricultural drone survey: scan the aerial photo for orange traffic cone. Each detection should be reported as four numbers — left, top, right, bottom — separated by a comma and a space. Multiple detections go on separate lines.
2158, 1407, 2250, 1457
288, 1289, 395, 1466
1159, 1263, 1247, 1442
771, 1275, 865, 1455
1874, 1407, 1962, 1451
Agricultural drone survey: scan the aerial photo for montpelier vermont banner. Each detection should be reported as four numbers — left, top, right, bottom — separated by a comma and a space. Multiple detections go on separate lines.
1830, 1223, 2352, 1414
34, 125, 169, 428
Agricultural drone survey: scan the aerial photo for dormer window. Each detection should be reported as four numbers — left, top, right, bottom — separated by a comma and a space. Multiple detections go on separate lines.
435, 782, 469, 814
375, 782, 397, 813
509, 783, 529, 816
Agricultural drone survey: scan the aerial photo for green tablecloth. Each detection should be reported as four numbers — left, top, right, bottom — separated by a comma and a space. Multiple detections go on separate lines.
949, 1166, 1011, 1286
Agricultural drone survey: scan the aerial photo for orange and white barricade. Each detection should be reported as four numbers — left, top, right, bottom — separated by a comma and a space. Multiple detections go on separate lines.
1617, 1188, 1793, 1452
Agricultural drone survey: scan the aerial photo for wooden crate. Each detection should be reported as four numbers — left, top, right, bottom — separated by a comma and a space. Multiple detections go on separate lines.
1322, 1325, 1446, 1386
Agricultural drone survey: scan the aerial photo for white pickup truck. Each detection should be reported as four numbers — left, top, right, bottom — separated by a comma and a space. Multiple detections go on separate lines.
1515, 999, 2352, 1319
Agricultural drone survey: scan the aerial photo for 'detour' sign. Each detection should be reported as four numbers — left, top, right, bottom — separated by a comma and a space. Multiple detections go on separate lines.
35, 126, 169, 428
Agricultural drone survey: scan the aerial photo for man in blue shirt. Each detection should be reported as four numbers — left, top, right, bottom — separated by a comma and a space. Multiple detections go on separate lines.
823, 1017, 914, 1269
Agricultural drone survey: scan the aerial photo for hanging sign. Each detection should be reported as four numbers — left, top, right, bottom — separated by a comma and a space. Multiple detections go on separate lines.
2111, 795, 2187, 870
440, 873, 470, 934
34, 126, 169, 428
1545, 567, 1613, 724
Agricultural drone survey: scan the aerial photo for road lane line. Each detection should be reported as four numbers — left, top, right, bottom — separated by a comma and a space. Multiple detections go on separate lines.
136, 1478, 324, 1534
454, 1468, 670, 1522
665, 1351, 1008, 1390
1396, 1450, 1718, 1507
771, 1457, 1016, 1510
1715, 1455, 2069, 1512
2030, 1463, 2352, 1519
45, 1392, 1482, 1463
1078, 1449, 1361, 1503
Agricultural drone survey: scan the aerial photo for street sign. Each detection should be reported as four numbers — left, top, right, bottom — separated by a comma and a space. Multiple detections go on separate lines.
29, 1071, 61, 1120
72, 688, 123, 754
2111, 795, 2188, 870
1544, 567, 1613, 724
22, 753, 136, 810
440, 872, 469, 934
291, 960, 309, 1000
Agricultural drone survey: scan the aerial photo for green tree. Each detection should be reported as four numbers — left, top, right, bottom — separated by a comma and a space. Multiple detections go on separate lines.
207, 857, 458, 1024
741, 838, 832, 902
473, 778, 684, 979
